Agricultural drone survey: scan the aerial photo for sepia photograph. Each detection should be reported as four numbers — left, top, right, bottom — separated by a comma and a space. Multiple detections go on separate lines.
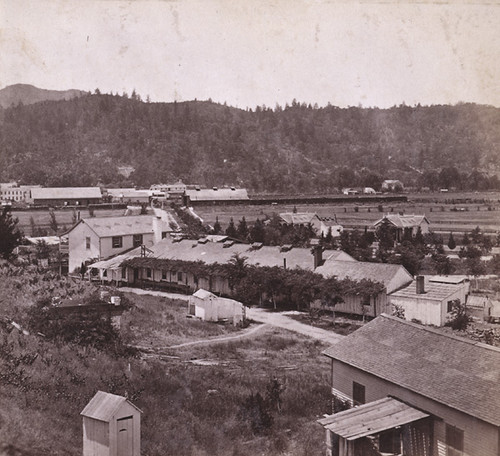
0, 0, 499, 455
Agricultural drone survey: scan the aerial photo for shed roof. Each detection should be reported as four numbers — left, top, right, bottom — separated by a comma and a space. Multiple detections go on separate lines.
81, 391, 142, 422
315, 260, 412, 293
185, 188, 249, 201
390, 277, 464, 302
318, 397, 429, 440
193, 289, 216, 299
323, 314, 500, 426
374, 214, 429, 229
31, 187, 102, 200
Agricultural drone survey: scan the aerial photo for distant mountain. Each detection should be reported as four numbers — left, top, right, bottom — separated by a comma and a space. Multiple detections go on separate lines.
0, 84, 86, 109
0, 93, 499, 193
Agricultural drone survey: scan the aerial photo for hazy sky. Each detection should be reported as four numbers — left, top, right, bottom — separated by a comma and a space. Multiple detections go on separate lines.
1, 0, 499, 108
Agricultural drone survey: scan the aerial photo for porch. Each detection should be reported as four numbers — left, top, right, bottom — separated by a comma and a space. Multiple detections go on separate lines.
318, 397, 432, 456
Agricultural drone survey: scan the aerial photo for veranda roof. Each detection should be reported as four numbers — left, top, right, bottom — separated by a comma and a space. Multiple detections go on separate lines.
318, 397, 429, 440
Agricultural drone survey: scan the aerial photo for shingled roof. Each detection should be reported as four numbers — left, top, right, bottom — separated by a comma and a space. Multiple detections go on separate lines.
323, 315, 500, 427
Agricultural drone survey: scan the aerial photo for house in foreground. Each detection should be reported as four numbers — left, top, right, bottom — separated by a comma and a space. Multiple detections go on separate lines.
319, 314, 500, 456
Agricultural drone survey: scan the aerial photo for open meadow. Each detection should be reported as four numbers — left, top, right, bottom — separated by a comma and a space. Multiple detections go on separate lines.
0, 265, 332, 456
196, 191, 500, 236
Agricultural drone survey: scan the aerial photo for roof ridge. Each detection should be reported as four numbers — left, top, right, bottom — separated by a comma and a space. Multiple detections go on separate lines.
380, 314, 500, 353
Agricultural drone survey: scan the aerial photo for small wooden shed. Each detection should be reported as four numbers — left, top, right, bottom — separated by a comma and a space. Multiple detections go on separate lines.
81, 391, 142, 456
189, 288, 246, 325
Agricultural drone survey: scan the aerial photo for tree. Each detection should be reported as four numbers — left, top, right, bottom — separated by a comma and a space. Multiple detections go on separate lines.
49, 209, 58, 234
249, 218, 265, 243
35, 239, 51, 260
0, 207, 23, 259
225, 218, 237, 238
432, 253, 455, 275
212, 216, 222, 234
445, 299, 472, 331
447, 232, 456, 250
29, 215, 37, 236
237, 217, 249, 240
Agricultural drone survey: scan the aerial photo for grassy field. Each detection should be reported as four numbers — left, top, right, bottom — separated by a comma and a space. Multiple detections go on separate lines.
0, 266, 332, 456
195, 191, 500, 235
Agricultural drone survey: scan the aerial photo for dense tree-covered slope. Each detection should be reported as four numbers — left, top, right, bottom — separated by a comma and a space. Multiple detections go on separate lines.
0, 93, 499, 193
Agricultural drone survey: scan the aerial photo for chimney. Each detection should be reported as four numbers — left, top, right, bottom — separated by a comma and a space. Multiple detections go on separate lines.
416, 275, 425, 294
313, 245, 323, 269
283, 258, 287, 269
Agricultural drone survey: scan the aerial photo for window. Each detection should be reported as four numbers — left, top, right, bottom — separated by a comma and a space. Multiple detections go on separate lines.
112, 236, 123, 248
133, 234, 143, 247
121, 268, 126, 279
447, 301, 454, 313
362, 295, 371, 307
446, 425, 464, 456
177, 271, 183, 282
352, 382, 365, 405
146, 268, 152, 278
162, 231, 167, 239
379, 429, 401, 454
86, 237, 91, 250
162, 270, 167, 280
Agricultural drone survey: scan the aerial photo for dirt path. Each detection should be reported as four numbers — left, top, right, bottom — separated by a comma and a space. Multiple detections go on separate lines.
247, 308, 344, 345
121, 288, 343, 346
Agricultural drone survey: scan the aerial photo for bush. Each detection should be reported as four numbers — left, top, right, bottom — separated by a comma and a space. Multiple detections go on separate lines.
445, 299, 472, 331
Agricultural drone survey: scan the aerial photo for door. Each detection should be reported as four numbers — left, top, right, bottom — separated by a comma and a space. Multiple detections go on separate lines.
117, 416, 134, 456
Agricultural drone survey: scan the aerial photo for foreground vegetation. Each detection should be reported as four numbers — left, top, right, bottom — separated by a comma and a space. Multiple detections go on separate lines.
0, 263, 331, 456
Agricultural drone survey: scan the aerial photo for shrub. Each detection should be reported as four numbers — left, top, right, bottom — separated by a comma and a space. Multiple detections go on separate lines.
445, 299, 472, 331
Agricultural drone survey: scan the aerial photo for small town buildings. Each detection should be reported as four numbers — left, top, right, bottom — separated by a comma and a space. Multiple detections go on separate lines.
81, 391, 141, 456
189, 289, 246, 325
373, 213, 430, 242
183, 187, 249, 205
66, 214, 171, 273
0, 182, 41, 203
31, 187, 102, 207
279, 213, 343, 238
381, 179, 404, 191
389, 275, 470, 326
319, 314, 500, 456
106, 188, 151, 204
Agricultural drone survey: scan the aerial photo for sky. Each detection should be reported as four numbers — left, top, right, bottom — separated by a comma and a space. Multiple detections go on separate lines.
1, 0, 499, 109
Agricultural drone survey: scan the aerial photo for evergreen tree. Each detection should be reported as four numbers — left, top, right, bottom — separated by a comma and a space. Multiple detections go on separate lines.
249, 218, 265, 243
49, 209, 58, 234
29, 215, 37, 236
225, 217, 237, 238
0, 208, 23, 259
448, 232, 456, 250
237, 217, 249, 240
213, 216, 222, 234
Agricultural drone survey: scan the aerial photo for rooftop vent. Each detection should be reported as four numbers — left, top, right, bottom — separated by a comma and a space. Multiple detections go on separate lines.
280, 244, 293, 252
198, 238, 208, 244
251, 242, 263, 250
223, 240, 234, 248
213, 186, 218, 191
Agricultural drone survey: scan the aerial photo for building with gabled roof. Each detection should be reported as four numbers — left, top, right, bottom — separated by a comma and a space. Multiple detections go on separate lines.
373, 213, 430, 242
81, 391, 141, 456
319, 314, 500, 456
66, 214, 171, 273
183, 187, 249, 205
31, 186, 102, 206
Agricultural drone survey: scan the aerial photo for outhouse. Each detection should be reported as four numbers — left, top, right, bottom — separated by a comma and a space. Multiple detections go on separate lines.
81, 391, 142, 456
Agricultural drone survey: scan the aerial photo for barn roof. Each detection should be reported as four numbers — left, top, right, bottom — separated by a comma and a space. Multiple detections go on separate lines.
185, 188, 249, 201
31, 187, 102, 200
81, 391, 142, 422
323, 314, 500, 427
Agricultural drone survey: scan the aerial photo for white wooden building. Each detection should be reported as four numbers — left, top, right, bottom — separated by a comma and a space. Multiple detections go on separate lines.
81, 391, 142, 456
189, 289, 246, 325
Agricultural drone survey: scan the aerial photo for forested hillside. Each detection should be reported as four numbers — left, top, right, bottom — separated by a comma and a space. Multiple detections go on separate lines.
0, 92, 499, 193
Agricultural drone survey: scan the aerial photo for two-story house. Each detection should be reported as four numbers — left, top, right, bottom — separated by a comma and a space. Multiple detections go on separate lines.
66, 215, 170, 273
318, 314, 500, 456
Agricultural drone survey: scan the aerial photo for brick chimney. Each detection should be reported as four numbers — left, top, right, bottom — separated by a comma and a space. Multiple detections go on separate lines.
312, 245, 323, 269
416, 275, 425, 294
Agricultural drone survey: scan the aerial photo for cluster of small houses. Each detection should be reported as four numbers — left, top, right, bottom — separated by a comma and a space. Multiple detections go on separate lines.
5, 183, 499, 455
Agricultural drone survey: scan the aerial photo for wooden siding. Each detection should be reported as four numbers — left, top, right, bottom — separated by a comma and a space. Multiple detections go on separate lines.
83, 417, 109, 456
329, 358, 499, 456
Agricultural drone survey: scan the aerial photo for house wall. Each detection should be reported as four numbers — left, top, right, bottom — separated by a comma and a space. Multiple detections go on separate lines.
331, 292, 388, 318
83, 417, 110, 456
329, 358, 499, 456
33, 197, 101, 206
99, 233, 155, 261
109, 402, 141, 456
390, 286, 467, 326
69, 223, 101, 273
